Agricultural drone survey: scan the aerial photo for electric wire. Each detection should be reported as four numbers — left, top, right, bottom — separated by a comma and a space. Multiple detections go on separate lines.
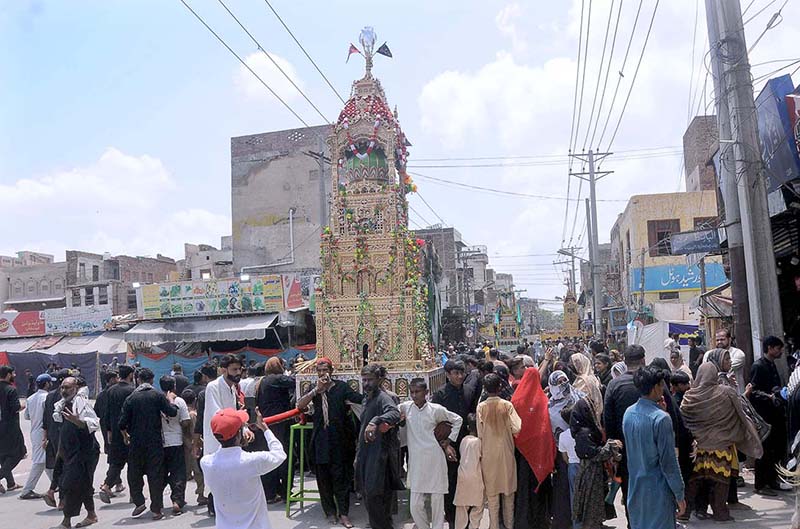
215, 0, 330, 124
177, 0, 311, 127
262, 0, 347, 104
604, 0, 660, 152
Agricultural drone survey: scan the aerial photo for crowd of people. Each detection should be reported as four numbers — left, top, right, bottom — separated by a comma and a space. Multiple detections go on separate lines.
0, 328, 798, 529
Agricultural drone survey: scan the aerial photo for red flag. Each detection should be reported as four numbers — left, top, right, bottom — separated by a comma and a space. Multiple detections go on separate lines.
346, 43, 362, 63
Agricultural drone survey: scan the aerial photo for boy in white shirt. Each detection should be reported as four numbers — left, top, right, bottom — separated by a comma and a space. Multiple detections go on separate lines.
159, 375, 191, 514
399, 378, 462, 529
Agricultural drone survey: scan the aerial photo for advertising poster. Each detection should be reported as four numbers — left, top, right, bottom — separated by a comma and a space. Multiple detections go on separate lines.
282, 274, 304, 310
140, 275, 285, 319
0, 311, 45, 337
44, 306, 113, 335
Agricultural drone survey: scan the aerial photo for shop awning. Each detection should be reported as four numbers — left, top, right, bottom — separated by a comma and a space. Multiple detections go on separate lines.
124, 314, 279, 343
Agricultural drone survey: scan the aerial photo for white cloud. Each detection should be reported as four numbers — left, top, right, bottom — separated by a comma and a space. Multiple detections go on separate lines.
234, 51, 305, 104
1, 148, 230, 260
496, 3, 527, 54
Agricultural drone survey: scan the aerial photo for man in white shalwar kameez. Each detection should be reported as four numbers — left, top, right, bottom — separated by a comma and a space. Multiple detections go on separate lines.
399, 378, 462, 529
20, 374, 53, 499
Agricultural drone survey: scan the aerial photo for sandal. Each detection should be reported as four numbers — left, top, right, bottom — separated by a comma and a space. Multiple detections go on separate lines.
75, 518, 98, 528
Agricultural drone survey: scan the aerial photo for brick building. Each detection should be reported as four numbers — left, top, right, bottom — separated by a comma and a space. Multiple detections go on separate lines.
683, 115, 719, 192
65, 251, 177, 316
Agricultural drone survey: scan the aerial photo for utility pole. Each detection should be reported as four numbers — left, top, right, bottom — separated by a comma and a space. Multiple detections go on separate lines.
318, 135, 328, 227
585, 198, 595, 332
571, 153, 612, 340
705, 0, 785, 380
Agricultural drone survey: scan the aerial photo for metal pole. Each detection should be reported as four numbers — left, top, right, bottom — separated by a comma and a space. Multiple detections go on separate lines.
588, 150, 604, 340
585, 199, 595, 332
703, 0, 753, 371
707, 0, 785, 379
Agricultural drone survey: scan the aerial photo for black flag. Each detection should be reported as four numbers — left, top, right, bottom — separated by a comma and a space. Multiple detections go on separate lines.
376, 42, 392, 58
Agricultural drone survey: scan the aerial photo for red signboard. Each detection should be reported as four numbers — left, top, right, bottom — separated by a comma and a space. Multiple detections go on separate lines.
0, 311, 46, 337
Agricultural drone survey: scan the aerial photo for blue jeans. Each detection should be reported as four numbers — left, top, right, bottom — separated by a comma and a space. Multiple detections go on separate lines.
568, 462, 580, 529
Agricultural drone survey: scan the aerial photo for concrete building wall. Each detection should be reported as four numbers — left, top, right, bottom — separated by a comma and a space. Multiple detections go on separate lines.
184, 239, 234, 280
231, 125, 332, 276
0, 251, 55, 268
611, 190, 721, 308
4, 262, 68, 310
683, 115, 719, 192
414, 226, 464, 308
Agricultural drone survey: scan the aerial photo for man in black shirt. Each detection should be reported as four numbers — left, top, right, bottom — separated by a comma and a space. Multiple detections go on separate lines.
296, 357, 363, 528
431, 359, 478, 528
119, 367, 178, 519
98, 365, 135, 504
191, 363, 218, 513
688, 337, 706, 378
42, 369, 69, 508
185, 369, 206, 397
750, 336, 790, 495
172, 363, 190, 395
603, 344, 647, 528
0, 365, 26, 493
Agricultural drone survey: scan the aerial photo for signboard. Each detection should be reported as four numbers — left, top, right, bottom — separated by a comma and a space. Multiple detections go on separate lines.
0, 311, 45, 337
44, 306, 112, 335
755, 75, 800, 192
282, 274, 304, 310
629, 262, 727, 292
0, 306, 112, 338
138, 275, 284, 319
670, 228, 720, 255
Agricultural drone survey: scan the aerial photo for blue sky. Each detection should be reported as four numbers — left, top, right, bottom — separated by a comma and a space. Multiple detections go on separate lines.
2, 0, 797, 303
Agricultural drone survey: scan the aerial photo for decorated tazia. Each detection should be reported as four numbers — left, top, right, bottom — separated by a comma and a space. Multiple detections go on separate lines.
314, 27, 433, 373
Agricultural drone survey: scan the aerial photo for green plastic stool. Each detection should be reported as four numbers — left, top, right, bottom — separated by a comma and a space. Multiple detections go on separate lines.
285, 422, 319, 517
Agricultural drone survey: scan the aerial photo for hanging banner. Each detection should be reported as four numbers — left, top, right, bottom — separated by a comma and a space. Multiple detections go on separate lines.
629, 262, 727, 292
138, 275, 285, 319
44, 305, 112, 335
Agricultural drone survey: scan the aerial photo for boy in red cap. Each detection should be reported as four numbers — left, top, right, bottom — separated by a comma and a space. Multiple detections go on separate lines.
200, 407, 286, 529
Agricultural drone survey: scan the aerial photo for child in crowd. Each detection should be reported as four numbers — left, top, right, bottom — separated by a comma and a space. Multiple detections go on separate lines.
477, 373, 522, 529
559, 404, 580, 526
454, 414, 484, 529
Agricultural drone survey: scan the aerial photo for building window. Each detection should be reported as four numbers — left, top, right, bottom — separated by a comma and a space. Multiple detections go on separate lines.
85, 287, 94, 305
147, 273, 153, 283
134, 271, 140, 282
72, 289, 82, 306
27, 281, 36, 295
79, 262, 86, 280
659, 291, 680, 300
13, 280, 23, 297
123, 270, 131, 282
92, 265, 99, 282
647, 219, 680, 257
625, 230, 631, 264
693, 216, 716, 230
40, 280, 50, 295
53, 279, 63, 294
127, 289, 138, 310
98, 285, 108, 305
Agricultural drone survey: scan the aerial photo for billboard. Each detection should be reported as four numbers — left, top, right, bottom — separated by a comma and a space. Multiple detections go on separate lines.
0, 311, 45, 337
629, 262, 727, 292
755, 75, 800, 192
0, 306, 112, 338
670, 228, 720, 255
138, 275, 285, 319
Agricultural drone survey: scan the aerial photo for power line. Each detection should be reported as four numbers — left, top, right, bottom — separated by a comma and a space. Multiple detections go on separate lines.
582, 0, 616, 151
588, 0, 625, 149
408, 150, 682, 169
596, 0, 644, 148
743, 0, 779, 25
215, 0, 330, 124
409, 171, 628, 202
604, 0, 660, 151
414, 191, 447, 225
408, 204, 433, 227
412, 145, 680, 162
177, 0, 311, 127
261, 0, 347, 104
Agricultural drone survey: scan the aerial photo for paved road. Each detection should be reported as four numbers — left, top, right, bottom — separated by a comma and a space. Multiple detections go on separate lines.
1, 410, 795, 529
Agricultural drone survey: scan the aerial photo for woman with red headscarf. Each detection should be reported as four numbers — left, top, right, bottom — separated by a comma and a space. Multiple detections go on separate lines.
511, 367, 556, 529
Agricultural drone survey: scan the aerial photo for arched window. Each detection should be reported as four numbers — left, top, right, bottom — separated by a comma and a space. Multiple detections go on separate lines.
12, 280, 23, 297
53, 279, 64, 294
27, 280, 36, 296
40, 280, 50, 295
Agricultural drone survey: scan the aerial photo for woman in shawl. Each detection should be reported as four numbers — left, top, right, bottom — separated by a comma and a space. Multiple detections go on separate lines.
610, 361, 627, 379
512, 367, 555, 529
548, 371, 584, 529
705, 348, 734, 386
593, 353, 613, 396
570, 396, 622, 529
679, 363, 763, 522
570, 353, 603, 423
